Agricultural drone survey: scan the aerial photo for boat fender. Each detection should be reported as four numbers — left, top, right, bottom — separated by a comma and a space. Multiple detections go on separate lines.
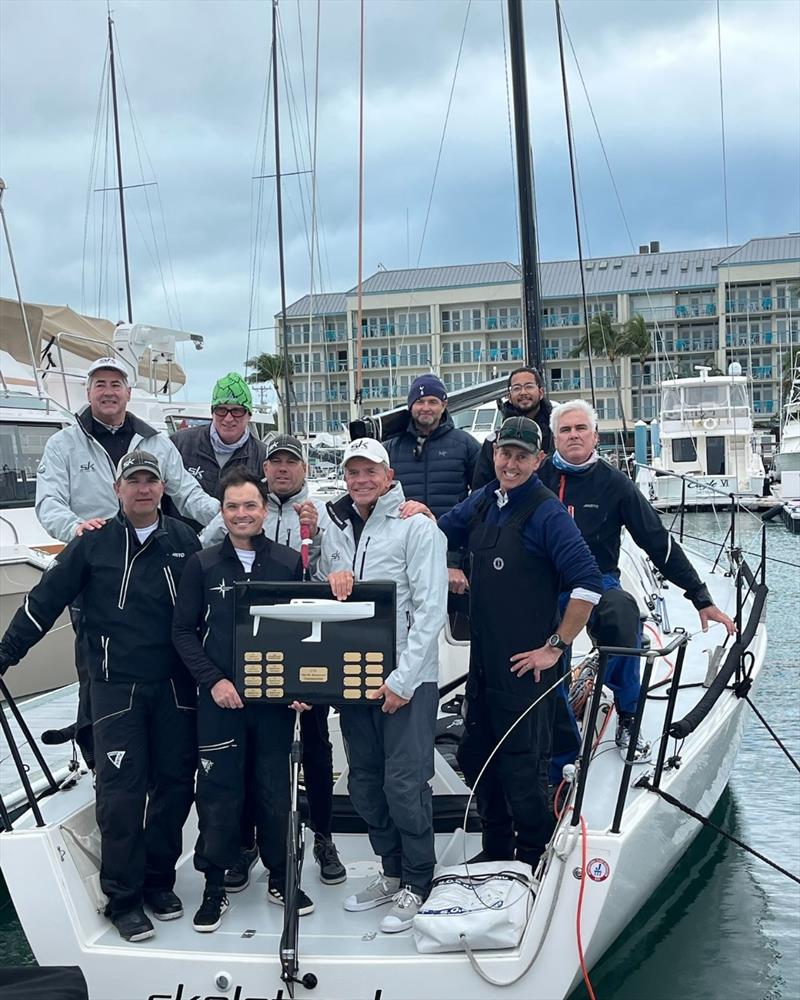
703, 417, 718, 430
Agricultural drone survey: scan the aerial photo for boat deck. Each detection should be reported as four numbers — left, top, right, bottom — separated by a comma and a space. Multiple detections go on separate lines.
1, 683, 79, 810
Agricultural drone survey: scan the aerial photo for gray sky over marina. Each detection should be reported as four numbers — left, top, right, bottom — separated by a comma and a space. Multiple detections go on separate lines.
1, 0, 798, 403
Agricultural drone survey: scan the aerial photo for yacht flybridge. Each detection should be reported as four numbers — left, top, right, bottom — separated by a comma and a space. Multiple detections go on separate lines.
637, 366, 767, 508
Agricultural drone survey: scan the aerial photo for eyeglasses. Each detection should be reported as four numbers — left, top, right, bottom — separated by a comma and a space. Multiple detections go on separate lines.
213, 406, 248, 419
508, 383, 540, 394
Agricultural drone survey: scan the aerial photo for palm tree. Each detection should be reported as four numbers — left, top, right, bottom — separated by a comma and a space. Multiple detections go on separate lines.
619, 313, 653, 420
571, 312, 632, 438
245, 352, 293, 409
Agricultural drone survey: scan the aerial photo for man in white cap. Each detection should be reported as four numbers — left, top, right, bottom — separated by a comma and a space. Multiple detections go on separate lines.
319, 438, 448, 933
34, 357, 220, 767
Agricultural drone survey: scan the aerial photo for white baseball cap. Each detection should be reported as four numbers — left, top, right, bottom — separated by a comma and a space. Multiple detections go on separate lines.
342, 437, 390, 468
87, 356, 130, 381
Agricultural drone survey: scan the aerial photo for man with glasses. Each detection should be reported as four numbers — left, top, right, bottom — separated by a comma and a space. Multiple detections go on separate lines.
472, 366, 553, 490
168, 372, 267, 531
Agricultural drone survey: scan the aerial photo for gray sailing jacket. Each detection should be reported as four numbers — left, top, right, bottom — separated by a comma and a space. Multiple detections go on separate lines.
200, 482, 330, 573
318, 482, 448, 700
35, 407, 220, 542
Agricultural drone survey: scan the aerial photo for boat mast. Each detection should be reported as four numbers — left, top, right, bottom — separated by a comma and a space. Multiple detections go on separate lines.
271, 0, 293, 434
506, 0, 542, 370
107, 13, 133, 323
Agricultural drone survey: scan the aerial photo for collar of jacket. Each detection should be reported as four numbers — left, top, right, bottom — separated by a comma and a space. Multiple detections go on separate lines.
113, 509, 169, 545
402, 409, 455, 441
267, 482, 309, 509
220, 529, 273, 561
327, 481, 405, 529
77, 404, 158, 441
500, 396, 552, 422
493, 474, 542, 508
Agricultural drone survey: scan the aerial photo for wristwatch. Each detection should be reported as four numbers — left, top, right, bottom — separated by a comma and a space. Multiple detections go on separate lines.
547, 633, 568, 651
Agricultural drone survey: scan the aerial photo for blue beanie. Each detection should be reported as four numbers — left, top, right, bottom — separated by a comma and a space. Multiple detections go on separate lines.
407, 373, 447, 409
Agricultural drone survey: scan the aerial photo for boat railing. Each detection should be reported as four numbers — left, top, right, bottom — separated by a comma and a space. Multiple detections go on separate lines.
571, 543, 767, 837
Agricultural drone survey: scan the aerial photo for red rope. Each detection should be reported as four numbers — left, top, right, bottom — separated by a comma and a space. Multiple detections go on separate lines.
577, 815, 597, 1000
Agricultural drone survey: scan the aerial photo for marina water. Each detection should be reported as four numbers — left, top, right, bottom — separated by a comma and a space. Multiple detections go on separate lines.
1, 512, 798, 999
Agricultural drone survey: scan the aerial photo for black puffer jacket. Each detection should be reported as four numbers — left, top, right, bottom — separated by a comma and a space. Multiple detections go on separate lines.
472, 397, 554, 490
165, 423, 267, 530
0, 513, 200, 687
385, 411, 480, 518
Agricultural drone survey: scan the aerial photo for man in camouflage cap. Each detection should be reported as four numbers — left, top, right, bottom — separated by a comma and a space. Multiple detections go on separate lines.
168, 372, 267, 531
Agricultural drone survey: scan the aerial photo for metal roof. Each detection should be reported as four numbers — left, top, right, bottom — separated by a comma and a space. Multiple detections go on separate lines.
283, 292, 348, 318
346, 262, 521, 295
717, 235, 800, 267
280, 235, 798, 316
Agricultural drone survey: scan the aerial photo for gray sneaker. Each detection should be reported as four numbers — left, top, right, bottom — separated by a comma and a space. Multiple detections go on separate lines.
379, 887, 422, 933
343, 873, 401, 912
616, 714, 652, 763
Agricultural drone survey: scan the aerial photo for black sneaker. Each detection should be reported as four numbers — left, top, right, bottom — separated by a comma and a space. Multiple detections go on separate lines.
267, 880, 315, 916
192, 888, 229, 933
225, 844, 260, 893
111, 907, 155, 942
144, 889, 183, 921
313, 834, 346, 885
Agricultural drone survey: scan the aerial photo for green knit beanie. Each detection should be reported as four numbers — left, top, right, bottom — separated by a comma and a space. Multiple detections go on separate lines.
211, 372, 253, 413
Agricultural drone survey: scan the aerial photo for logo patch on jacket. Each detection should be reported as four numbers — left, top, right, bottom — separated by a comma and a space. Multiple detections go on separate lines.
210, 579, 234, 598
188, 466, 204, 480
80, 461, 96, 473
200, 758, 214, 774
107, 750, 126, 769
493, 557, 504, 571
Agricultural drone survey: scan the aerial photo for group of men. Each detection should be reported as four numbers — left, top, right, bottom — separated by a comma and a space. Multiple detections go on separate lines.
0, 361, 734, 946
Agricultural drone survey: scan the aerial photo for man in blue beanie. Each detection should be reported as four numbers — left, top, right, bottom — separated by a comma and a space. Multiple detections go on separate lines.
386, 374, 479, 596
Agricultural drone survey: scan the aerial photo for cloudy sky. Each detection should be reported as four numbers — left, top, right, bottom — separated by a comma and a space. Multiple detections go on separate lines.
1, 0, 798, 403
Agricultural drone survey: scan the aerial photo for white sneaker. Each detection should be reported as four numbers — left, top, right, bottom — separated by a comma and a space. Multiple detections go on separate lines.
343, 873, 401, 912
379, 887, 422, 933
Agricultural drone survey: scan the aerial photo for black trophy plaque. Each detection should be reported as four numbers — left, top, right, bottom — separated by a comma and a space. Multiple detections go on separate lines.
234, 580, 396, 706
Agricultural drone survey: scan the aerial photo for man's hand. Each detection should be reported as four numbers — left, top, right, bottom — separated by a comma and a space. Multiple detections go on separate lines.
290, 700, 312, 712
399, 500, 435, 521
293, 501, 319, 537
211, 678, 243, 709
699, 604, 736, 636
328, 570, 354, 601
509, 645, 563, 683
367, 683, 409, 714
448, 568, 469, 595
75, 518, 107, 537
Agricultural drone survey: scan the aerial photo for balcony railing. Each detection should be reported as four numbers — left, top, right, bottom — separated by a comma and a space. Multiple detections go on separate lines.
751, 366, 774, 380
753, 400, 775, 414
325, 360, 348, 372
541, 313, 581, 328
672, 338, 718, 352
325, 389, 349, 402
486, 316, 522, 331
725, 331, 774, 347
361, 355, 431, 370
362, 386, 393, 399
550, 377, 582, 392
724, 297, 788, 314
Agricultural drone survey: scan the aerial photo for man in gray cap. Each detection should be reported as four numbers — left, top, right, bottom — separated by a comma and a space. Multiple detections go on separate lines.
0, 451, 201, 943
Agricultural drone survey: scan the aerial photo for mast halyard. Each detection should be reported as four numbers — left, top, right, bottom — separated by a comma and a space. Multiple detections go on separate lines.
506, 0, 542, 371
107, 13, 133, 324
271, 0, 293, 435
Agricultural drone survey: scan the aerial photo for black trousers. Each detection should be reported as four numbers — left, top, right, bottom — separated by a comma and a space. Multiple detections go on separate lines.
457, 684, 556, 865
194, 690, 295, 886
91, 679, 196, 915
238, 703, 335, 850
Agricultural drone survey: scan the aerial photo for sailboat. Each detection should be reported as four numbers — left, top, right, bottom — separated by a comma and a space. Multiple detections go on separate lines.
772, 351, 800, 531
0, 3, 773, 998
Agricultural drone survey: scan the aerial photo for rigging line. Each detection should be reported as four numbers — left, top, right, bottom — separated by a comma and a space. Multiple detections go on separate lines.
246, 34, 275, 373
555, 0, 596, 408
716, 0, 731, 249
500, 0, 521, 262
81, 48, 109, 315
355, 0, 365, 407
115, 39, 176, 328
305, 0, 322, 443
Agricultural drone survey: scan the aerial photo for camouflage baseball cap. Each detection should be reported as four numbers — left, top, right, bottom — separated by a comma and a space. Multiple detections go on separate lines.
211, 372, 253, 413
495, 416, 542, 454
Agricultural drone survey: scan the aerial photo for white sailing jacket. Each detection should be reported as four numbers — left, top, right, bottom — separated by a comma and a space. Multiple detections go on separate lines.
35, 407, 220, 542
318, 482, 448, 700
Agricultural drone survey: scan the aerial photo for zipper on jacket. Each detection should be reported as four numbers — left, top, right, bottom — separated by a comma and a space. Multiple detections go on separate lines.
163, 566, 177, 606
118, 531, 156, 609
101, 635, 110, 680
202, 605, 211, 647
405, 610, 412, 631
352, 535, 371, 580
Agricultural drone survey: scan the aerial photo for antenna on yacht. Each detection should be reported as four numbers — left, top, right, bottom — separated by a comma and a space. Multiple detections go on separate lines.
0, 179, 46, 400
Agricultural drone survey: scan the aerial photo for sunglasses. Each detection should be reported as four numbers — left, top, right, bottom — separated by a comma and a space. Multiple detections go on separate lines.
213, 406, 248, 419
